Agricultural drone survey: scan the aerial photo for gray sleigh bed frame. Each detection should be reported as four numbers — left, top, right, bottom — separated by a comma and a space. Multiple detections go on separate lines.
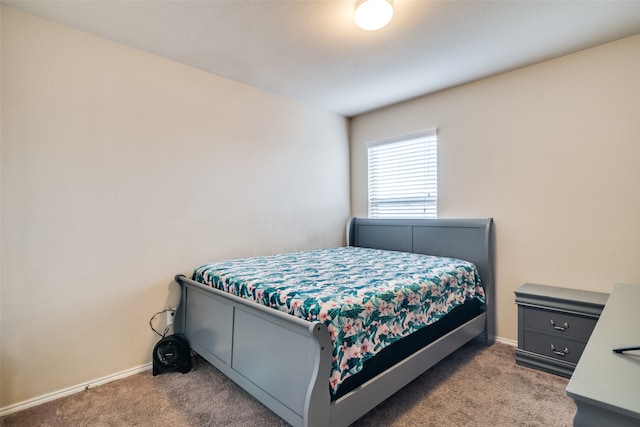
173, 217, 494, 427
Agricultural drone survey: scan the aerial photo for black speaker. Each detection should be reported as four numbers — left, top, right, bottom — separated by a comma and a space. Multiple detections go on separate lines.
152, 334, 192, 376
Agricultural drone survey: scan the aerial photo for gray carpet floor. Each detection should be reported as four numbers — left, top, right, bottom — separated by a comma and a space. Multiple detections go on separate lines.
2, 341, 575, 426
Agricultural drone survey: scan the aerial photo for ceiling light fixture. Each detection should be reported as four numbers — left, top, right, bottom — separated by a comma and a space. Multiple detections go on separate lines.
354, 0, 393, 31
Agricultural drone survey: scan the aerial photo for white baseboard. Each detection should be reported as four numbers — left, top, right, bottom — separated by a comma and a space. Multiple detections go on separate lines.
495, 336, 517, 347
0, 362, 152, 417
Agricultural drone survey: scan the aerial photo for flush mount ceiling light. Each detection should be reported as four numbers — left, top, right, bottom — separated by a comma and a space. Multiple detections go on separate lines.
354, 0, 394, 31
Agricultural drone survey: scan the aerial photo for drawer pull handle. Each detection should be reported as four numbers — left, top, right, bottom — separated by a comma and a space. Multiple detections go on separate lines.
549, 319, 569, 331
550, 344, 569, 356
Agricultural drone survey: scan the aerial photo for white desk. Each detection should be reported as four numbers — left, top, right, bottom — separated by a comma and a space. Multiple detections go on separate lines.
566, 283, 640, 426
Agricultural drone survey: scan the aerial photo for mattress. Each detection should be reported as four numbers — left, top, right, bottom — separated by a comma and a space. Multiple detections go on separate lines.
192, 246, 485, 394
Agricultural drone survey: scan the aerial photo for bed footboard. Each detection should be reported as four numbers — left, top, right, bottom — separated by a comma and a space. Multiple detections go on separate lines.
174, 275, 332, 427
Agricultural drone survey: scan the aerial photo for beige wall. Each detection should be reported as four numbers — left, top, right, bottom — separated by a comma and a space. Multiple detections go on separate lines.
351, 34, 640, 342
0, 7, 349, 407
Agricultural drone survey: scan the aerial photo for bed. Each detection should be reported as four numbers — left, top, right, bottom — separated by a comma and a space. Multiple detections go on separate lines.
173, 217, 494, 426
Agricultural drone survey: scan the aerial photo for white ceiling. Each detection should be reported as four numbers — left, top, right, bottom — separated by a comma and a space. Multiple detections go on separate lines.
4, 0, 640, 117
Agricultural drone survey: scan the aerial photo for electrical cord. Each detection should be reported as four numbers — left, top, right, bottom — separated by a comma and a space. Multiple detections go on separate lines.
190, 350, 199, 372
149, 309, 172, 338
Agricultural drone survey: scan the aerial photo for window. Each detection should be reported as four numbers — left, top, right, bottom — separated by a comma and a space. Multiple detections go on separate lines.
367, 129, 437, 218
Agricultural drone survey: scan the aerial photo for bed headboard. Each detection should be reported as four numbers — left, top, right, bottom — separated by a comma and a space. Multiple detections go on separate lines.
348, 217, 495, 342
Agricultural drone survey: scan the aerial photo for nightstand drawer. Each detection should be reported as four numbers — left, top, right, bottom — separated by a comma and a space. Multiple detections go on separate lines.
523, 307, 598, 341
523, 330, 586, 364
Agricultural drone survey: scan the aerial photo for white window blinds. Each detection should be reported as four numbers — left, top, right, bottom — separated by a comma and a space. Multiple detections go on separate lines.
367, 130, 437, 219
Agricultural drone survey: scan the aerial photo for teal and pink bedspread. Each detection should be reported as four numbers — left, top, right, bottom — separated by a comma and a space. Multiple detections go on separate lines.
192, 246, 485, 394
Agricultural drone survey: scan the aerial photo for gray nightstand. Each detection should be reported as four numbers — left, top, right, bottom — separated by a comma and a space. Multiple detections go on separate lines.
514, 283, 608, 377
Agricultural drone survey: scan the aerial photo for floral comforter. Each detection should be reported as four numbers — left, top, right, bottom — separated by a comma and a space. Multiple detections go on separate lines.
192, 246, 485, 394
